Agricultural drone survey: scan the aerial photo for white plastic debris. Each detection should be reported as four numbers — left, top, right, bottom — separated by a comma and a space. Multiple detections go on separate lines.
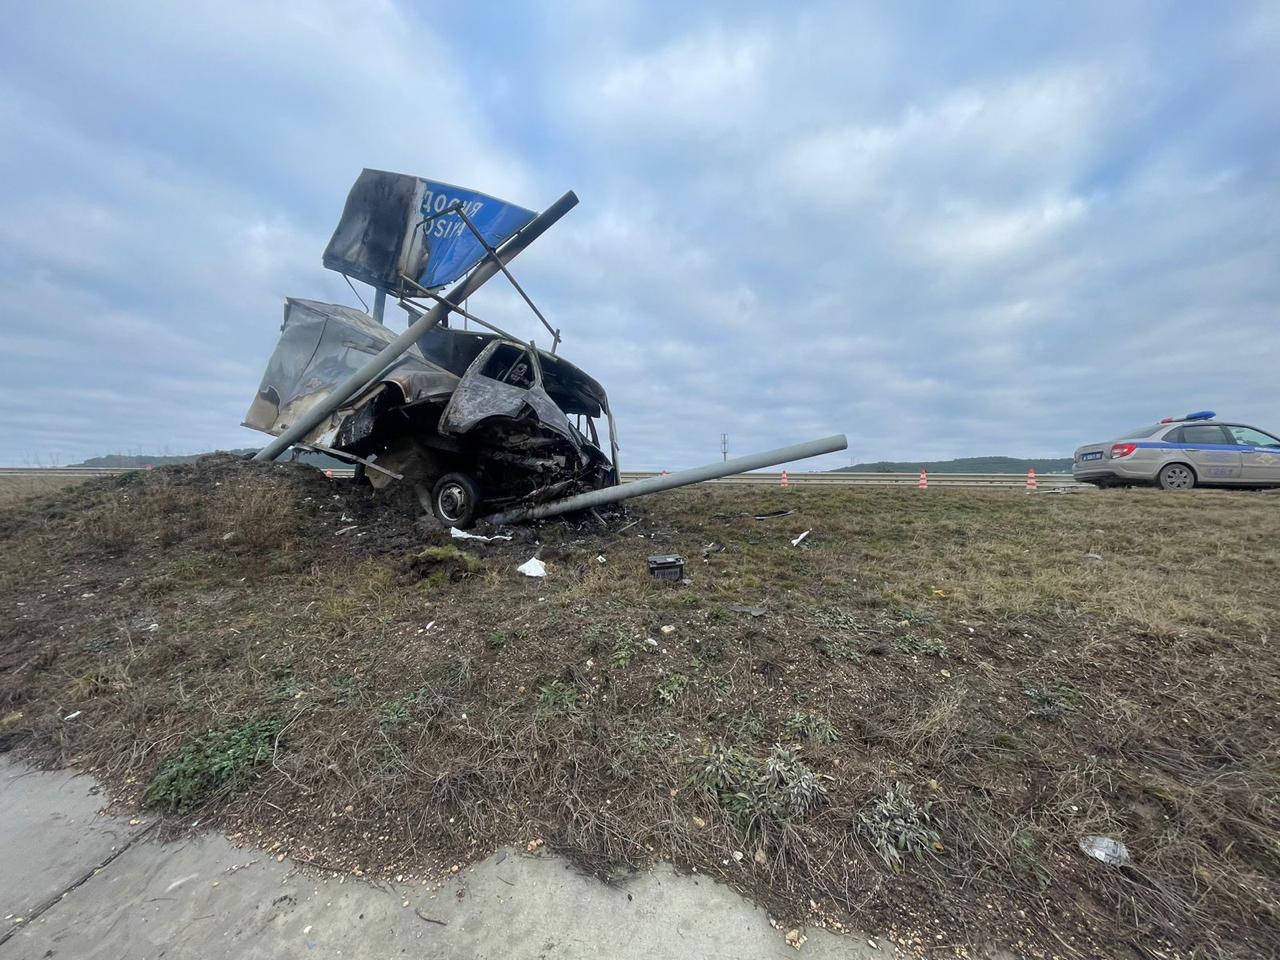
596, 555, 607, 564
1079, 835, 1131, 866
517, 557, 547, 578
790, 530, 811, 547
450, 527, 513, 542
63, 711, 82, 721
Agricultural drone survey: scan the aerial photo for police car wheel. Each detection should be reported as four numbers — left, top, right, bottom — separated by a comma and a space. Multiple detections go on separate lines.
1158, 463, 1196, 491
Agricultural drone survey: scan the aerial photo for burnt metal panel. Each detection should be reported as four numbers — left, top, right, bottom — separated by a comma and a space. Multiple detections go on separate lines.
243, 299, 457, 443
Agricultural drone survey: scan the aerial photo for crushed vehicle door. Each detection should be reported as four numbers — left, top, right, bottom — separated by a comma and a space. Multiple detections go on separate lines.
438, 340, 580, 447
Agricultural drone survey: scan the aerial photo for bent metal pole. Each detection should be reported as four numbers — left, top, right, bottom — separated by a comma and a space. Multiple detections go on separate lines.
485, 434, 849, 524
253, 191, 580, 462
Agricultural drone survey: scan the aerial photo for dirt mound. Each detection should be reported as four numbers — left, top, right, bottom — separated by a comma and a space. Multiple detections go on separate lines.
1, 474, 1278, 958
0, 453, 430, 557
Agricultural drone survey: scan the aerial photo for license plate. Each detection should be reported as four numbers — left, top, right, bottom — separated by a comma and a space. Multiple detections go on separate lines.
1080, 452, 1103, 462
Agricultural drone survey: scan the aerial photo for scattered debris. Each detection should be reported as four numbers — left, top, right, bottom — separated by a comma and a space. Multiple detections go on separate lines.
1083, 552, 1104, 562
660, 625, 677, 636
785, 928, 807, 949
729, 605, 766, 618
450, 527, 513, 542
526, 838, 545, 852
63, 711, 82, 721
791, 530, 811, 547
335, 525, 359, 536
647, 554, 686, 582
1078, 835, 1131, 867
702, 541, 726, 558
517, 557, 547, 578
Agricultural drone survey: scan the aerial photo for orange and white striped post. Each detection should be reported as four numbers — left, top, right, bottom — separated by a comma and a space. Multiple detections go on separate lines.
780, 469, 791, 488
918, 469, 928, 490
1026, 468, 1037, 493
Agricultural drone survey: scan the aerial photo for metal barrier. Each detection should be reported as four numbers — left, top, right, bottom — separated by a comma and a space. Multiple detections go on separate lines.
0, 466, 1088, 490
619, 471, 1086, 489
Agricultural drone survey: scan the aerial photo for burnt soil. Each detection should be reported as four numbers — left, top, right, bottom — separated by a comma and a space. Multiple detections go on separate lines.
1, 455, 1278, 959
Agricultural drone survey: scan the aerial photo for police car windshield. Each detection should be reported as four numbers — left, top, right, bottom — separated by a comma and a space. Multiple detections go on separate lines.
1121, 424, 1166, 439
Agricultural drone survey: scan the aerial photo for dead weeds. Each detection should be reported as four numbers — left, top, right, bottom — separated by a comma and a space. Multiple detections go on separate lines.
1, 460, 1278, 959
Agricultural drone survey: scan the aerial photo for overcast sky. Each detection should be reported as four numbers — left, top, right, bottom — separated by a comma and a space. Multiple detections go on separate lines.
1, 2, 1277, 469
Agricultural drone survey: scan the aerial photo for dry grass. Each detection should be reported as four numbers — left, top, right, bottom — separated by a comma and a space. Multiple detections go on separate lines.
1, 462, 1278, 959
0, 474, 90, 506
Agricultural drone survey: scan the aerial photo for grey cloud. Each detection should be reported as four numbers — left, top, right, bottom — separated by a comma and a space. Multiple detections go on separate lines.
0, 1, 1276, 472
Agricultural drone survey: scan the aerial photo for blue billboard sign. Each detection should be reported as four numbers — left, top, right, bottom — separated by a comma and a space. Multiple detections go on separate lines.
416, 180, 535, 289
323, 170, 537, 296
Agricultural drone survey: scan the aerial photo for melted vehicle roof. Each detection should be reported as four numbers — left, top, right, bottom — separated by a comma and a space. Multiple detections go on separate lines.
416, 326, 608, 417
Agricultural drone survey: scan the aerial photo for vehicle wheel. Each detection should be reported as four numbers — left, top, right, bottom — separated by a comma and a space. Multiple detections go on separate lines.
431, 472, 482, 528
1158, 463, 1196, 491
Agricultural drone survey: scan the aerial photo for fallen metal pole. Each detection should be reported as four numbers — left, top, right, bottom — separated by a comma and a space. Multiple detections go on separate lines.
253, 190, 579, 462
485, 434, 848, 524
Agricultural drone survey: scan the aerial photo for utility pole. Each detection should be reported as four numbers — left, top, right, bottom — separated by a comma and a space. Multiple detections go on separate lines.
720, 434, 728, 461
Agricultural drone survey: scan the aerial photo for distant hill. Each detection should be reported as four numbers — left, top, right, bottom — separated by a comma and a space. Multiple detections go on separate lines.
71, 449, 349, 469
836, 456, 1073, 475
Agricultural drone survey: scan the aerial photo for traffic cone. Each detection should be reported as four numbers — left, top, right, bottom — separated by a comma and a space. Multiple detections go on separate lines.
918, 469, 928, 490
780, 469, 791, 488
1026, 468, 1037, 493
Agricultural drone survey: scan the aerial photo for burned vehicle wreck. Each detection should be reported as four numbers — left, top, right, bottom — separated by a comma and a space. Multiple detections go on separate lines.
245, 297, 618, 527
245, 168, 846, 527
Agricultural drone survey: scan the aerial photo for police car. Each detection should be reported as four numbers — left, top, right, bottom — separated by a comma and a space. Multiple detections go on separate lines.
1072, 412, 1280, 490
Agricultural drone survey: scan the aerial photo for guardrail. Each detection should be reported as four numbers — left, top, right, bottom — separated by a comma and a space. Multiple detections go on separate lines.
0, 467, 142, 477
620, 471, 1086, 489
0, 466, 1088, 490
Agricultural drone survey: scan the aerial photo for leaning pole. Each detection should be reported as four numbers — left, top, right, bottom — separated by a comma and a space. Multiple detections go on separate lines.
485, 434, 849, 524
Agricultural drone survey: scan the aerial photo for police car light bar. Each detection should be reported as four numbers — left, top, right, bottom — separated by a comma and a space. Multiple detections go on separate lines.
1185, 410, 1216, 421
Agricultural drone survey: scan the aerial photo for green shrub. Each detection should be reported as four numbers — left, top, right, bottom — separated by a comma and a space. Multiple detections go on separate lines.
536, 680, 580, 716
783, 710, 839, 745
145, 719, 281, 811
690, 743, 828, 836
857, 781, 942, 871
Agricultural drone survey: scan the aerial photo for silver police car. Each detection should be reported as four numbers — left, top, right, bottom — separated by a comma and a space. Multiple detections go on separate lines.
1073, 411, 1280, 490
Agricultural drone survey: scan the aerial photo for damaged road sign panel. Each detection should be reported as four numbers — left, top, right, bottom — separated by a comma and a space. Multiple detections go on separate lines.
322, 168, 535, 293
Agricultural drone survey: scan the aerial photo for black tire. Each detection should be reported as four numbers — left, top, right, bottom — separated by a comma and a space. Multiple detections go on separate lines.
431, 472, 482, 528
1158, 462, 1196, 491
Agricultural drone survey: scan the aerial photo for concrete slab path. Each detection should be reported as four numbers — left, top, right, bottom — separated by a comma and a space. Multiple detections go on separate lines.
0, 758, 890, 959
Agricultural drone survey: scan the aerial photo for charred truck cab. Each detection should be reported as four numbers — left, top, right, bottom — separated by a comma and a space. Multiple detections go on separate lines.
243, 170, 619, 527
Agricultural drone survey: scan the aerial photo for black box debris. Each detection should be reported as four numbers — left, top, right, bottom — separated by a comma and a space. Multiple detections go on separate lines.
647, 554, 686, 582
